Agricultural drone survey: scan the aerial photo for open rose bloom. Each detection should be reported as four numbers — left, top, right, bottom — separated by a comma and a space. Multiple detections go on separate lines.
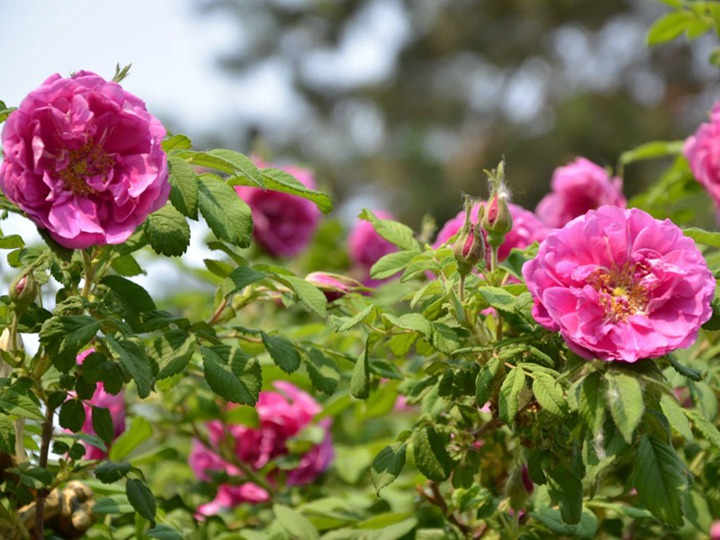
235, 162, 321, 258
684, 101, 720, 209
0, 71, 170, 249
523, 206, 715, 362
189, 381, 334, 515
536, 158, 626, 229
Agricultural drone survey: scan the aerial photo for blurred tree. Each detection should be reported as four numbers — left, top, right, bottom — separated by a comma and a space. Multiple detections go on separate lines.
193, 0, 717, 229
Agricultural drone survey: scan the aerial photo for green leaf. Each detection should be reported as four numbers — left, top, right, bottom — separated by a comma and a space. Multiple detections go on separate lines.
660, 394, 693, 442
577, 372, 606, 433
179, 149, 264, 186
92, 406, 115, 446
412, 426, 454, 482
381, 313, 432, 337
619, 140, 685, 165
95, 461, 132, 484
110, 254, 144, 277
273, 504, 320, 540
40, 315, 101, 372
146, 524, 184, 540
532, 373, 567, 416
350, 349, 370, 400
93, 495, 133, 515
646, 10, 692, 46
168, 155, 199, 219
0, 415, 15, 453
476, 356, 501, 406
144, 204, 191, 257
109, 417, 153, 461
201, 346, 261, 405
684, 409, 720, 450
668, 353, 705, 381
498, 366, 525, 426
683, 227, 720, 249
547, 468, 584, 525
162, 134, 192, 153
259, 167, 332, 214
331, 304, 376, 332
197, 174, 253, 248
371, 443, 407, 493
531, 507, 598, 540
358, 209, 419, 251
275, 275, 327, 318
59, 399, 85, 433
102, 275, 157, 315
633, 436, 687, 526
304, 348, 340, 395
151, 330, 197, 380
370, 250, 416, 280
105, 336, 153, 399
126, 478, 156, 522
0, 235, 24, 249
223, 266, 267, 296
606, 372, 644, 444
261, 332, 301, 374
477, 286, 532, 314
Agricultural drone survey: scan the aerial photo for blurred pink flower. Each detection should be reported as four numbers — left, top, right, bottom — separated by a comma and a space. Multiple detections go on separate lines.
711, 520, 720, 540
348, 210, 398, 286
0, 71, 169, 249
685, 102, 720, 209
189, 381, 333, 514
434, 202, 549, 262
235, 161, 321, 258
536, 158, 626, 229
75, 349, 126, 460
523, 206, 715, 362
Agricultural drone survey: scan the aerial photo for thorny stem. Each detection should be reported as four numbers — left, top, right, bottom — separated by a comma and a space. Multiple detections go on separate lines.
33, 404, 56, 540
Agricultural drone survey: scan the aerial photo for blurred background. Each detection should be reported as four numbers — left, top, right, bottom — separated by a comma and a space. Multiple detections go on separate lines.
2, 0, 719, 229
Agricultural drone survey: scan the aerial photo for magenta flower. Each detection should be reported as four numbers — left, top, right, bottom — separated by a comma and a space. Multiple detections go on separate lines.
235, 161, 321, 258
523, 206, 715, 362
536, 158, 626, 229
434, 203, 549, 262
0, 71, 169, 249
685, 102, 720, 209
74, 349, 126, 460
305, 271, 362, 302
189, 381, 333, 515
711, 520, 720, 540
348, 210, 398, 286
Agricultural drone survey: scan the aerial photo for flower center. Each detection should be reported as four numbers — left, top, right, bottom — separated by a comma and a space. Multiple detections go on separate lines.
588, 263, 650, 323
58, 142, 113, 196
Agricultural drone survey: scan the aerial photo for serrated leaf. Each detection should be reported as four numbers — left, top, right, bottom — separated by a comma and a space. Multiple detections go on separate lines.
382, 313, 432, 337
179, 149, 264, 186
144, 204, 191, 257
0, 235, 24, 249
478, 286, 532, 313
102, 275, 157, 315
161, 134, 192, 153
0, 415, 15, 453
93, 495, 133, 515
476, 356, 501, 406
274, 504, 319, 540
126, 478, 156, 522
660, 394, 693, 442
633, 436, 687, 526
371, 443, 407, 493
370, 250, 416, 280
668, 352, 705, 381
40, 315, 101, 372
105, 336, 152, 399
275, 275, 327, 318
412, 426, 454, 482
577, 372, 605, 433
197, 174, 253, 248
358, 209, 419, 251
146, 524, 184, 540
109, 417, 152, 461
261, 332, 301, 374
201, 346, 261, 405
151, 330, 196, 380
168, 156, 199, 219
92, 406, 115, 446
258, 167, 332, 214
547, 468, 584, 525
95, 461, 132, 484
606, 372, 644, 444
331, 304, 376, 332
532, 373, 566, 416
498, 366, 525, 426
59, 399, 85, 433
531, 508, 598, 540
350, 349, 370, 400
304, 348, 340, 395
223, 266, 267, 296
110, 254, 144, 277
684, 409, 720, 450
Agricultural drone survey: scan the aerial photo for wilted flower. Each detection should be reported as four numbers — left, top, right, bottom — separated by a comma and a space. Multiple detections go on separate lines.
684, 102, 720, 209
536, 158, 626, 229
0, 71, 170, 249
189, 381, 333, 515
435, 202, 548, 262
235, 161, 321, 258
523, 206, 715, 362
348, 210, 398, 286
75, 349, 126, 460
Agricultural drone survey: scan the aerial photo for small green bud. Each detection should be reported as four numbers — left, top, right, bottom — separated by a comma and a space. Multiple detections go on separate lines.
9, 272, 38, 309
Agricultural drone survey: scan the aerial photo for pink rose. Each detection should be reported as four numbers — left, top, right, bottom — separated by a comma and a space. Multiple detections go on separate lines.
536, 158, 626, 229
348, 210, 398, 286
523, 206, 715, 362
685, 102, 720, 209
0, 71, 170, 249
235, 161, 321, 258
711, 520, 720, 540
74, 349, 126, 460
189, 381, 333, 514
434, 203, 549, 262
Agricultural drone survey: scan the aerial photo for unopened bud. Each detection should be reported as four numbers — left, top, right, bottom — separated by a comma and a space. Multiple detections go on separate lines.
453, 199, 486, 276
10, 273, 37, 309
305, 272, 360, 302
505, 464, 531, 511
481, 162, 513, 248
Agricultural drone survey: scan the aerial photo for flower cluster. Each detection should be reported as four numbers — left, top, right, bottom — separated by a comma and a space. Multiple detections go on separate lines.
189, 382, 333, 515
0, 71, 169, 249
235, 161, 321, 258
523, 206, 715, 362
536, 158, 626, 229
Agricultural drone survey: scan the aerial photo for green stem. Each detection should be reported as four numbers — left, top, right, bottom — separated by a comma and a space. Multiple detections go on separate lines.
33, 404, 55, 540
80, 249, 95, 298
459, 274, 466, 303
